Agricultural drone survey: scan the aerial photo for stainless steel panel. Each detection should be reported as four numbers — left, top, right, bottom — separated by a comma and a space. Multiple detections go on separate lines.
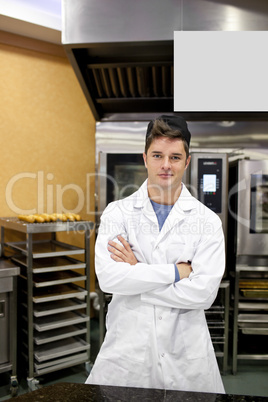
0, 277, 12, 293
62, 0, 180, 44
0, 293, 8, 364
62, 0, 268, 45
98, 152, 108, 215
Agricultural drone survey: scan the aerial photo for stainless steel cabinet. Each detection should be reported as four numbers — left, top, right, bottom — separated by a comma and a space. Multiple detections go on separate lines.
0, 217, 94, 391
0, 259, 20, 396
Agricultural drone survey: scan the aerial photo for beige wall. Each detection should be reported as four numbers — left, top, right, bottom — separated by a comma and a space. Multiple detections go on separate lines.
0, 36, 96, 285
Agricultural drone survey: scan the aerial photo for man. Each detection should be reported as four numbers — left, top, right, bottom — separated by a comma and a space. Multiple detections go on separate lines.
86, 115, 225, 394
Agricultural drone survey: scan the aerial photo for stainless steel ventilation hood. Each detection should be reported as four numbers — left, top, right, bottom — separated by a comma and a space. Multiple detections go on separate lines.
62, 0, 268, 124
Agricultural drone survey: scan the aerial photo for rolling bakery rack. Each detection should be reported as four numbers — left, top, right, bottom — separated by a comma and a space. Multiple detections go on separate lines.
232, 261, 268, 374
0, 217, 94, 391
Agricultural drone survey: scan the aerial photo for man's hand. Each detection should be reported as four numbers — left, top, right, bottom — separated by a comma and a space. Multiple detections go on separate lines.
108, 235, 138, 265
176, 262, 192, 280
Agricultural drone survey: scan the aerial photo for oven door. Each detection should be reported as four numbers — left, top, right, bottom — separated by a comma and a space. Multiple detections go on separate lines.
237, 159, 268, 256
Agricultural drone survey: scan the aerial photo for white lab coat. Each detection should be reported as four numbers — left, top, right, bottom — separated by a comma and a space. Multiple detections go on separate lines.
86, 181, 225, 394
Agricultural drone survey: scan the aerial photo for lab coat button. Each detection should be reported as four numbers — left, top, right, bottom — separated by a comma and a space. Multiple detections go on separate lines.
161, 353, 165, 357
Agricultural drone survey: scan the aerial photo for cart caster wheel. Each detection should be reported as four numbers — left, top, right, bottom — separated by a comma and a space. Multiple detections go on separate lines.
27, 377, 40, 391
10, 386, 18, 397
10, 376, 18, 397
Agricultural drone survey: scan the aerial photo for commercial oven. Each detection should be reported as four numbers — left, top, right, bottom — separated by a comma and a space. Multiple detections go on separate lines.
97, 152, 147, 216
229, 159, 268, 258
228, 159, 268, 373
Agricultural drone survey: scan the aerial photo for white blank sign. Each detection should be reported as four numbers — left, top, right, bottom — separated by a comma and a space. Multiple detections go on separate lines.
174, 31, 268, 112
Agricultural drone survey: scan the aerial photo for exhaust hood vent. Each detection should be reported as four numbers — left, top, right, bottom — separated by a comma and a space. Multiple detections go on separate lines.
87, 61, 173, 111
67, 42, 174, 120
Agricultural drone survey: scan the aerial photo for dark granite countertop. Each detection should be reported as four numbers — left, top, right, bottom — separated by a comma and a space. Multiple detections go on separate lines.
9, 382, 267, 401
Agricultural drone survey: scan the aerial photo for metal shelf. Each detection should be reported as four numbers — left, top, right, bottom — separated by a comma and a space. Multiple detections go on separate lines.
32, 311, 89, 332
12, 256, 86, 273
0, 217, 94, 234
238, 314, 268, 323
238, 302, 268, 310
34, 337, 90, 362
34, 325, 87, 345
30, 271, 86, 288
31, 284, 88, 303
32, 298, 87, 317
34, 352, 89, 375
6, 240, 85, 259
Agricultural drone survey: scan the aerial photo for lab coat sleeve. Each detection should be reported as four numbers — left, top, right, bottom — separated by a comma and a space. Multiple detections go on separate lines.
141, 223, 225, 310
95, 203, 175, 296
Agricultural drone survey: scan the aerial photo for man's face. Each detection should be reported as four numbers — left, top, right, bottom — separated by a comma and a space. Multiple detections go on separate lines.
143, 137, 191, 200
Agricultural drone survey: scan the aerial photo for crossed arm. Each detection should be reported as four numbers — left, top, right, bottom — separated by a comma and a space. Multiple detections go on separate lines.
108, 235, 192, 280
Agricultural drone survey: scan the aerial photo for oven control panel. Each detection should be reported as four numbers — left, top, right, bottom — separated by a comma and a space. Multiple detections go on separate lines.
197, 158, 223, 213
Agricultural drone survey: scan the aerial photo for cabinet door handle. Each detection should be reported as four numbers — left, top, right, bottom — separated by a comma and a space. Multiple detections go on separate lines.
0, 300, 5, 318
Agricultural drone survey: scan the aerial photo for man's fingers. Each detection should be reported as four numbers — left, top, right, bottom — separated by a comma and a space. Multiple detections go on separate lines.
108, 240, 124, 253
107, 244, 123, 258
117, 235, 131, 250
110, 253, 123, 262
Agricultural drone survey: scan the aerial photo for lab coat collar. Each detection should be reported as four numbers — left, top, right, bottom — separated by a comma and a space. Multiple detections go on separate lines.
133, 180, 196, 212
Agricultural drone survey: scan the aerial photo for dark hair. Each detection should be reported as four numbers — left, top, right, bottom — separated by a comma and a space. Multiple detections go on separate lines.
145, 119, 190, 158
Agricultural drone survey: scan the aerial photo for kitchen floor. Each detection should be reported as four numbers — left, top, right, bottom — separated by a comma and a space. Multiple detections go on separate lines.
0, 318, 268, 400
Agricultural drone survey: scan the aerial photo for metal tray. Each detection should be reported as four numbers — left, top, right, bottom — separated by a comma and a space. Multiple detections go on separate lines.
33, 311, 89, 332
238, 302, 268, 310
239, 279, 268, 289
238, 314, 268, 323
238, 322, 268, 335
32, 284, 87, 303
34, 337, 90, 362
6, 239, 85, 259
0, 217, 94, 234
33, 298, 87, 317
12, 255, 85, 273
240, 289, 268, 298
34, 352, 89, 374
34, 325, 87, 345
32, 271, 86, 288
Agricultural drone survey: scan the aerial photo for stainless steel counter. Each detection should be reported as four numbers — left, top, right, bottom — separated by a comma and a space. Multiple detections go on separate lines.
0, 258, 20, 396
0, 258, 20, 278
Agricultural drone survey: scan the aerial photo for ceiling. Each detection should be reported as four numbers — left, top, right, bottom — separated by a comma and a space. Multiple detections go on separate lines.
0, 0, 61, 44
